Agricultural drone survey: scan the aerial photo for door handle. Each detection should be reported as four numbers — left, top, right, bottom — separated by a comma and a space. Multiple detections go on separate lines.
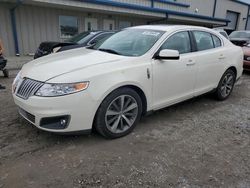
186, 60, 196, 66
218, 54, 225, 60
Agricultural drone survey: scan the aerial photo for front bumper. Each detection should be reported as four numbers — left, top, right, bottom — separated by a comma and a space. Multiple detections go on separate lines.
13, 91, 98, 133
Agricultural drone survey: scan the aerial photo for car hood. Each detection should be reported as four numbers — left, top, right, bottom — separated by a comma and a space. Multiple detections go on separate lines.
38, 41, 76, 51
21, 48, 124, 82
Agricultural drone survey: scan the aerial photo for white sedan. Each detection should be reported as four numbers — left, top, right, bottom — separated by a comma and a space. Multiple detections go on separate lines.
12, 25, 243, 138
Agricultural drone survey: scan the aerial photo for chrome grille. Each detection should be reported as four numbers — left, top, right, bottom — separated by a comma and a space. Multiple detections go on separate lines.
16, 79, 43, 100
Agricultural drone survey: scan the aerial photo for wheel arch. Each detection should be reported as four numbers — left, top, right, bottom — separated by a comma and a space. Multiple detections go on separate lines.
120, 85, 148, 116
227, 66, 237, 78
92, 84, 148, 128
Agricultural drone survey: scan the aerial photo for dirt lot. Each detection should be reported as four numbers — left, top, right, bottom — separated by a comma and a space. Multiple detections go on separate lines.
0, 70, 250, 188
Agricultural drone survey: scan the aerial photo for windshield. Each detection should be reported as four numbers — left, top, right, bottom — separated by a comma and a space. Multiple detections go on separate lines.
229, 31, 250, 39
66, 31, 99, 44
95, 29, 164, 56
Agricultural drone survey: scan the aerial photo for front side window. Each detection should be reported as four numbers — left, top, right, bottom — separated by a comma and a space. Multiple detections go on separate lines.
193, 31, 214, 51
160, 31, 191, 54
96, 29, 164, 56
59, 16, 78, 39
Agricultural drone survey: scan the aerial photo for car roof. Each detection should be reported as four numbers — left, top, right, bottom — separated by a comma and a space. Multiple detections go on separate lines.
129, 25, 212, 32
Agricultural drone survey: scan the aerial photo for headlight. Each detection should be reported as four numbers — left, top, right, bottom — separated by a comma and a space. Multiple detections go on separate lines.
53, 47, 62, 53
35, 82, 89, 97
12, 71, 22, 93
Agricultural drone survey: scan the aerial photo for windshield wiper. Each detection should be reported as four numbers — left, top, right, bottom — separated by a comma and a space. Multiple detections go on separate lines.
98, 48, 121, 55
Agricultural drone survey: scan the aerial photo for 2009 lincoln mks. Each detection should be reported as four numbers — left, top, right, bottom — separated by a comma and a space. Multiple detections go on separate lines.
12, 25, 243, 138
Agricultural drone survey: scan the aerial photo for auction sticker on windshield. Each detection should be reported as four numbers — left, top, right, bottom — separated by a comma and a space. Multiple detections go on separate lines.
142, 31, 161, 36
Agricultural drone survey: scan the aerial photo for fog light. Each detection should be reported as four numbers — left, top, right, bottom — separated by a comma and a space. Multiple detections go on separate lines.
40, 115, 70, 130
60, 119, 67, 126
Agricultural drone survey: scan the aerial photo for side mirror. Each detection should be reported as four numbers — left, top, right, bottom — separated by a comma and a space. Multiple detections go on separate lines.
155, 49, 180, 60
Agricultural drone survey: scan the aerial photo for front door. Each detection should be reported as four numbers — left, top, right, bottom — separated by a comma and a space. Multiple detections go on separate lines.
152, 31, 197, 109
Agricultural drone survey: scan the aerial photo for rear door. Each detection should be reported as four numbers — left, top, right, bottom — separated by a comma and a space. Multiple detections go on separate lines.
191, 31, 226, 96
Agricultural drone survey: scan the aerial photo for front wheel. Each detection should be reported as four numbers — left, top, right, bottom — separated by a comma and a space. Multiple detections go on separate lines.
95, 87, 142, 139
215, 69, 236, 100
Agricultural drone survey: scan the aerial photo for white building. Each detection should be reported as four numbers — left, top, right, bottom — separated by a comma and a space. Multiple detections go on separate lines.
0, 0, 249, 56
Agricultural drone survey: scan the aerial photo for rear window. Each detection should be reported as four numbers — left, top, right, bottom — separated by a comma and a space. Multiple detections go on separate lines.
212, 35, 222, 48
219, 32, 228, 39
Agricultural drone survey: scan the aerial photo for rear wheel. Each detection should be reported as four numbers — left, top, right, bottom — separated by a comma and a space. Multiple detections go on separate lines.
95, 87, 142, 139
215, 69, 236, 100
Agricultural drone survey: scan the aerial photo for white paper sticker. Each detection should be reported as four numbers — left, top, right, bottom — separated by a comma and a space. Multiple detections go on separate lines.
142, 31, 160, 36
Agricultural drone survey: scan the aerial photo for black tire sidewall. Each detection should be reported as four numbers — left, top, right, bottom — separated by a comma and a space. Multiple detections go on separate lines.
216, 69, 236, 100
95, 87, 143, 139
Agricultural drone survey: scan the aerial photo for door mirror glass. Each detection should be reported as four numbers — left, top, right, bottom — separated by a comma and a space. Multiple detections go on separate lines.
156, 49, 180, 60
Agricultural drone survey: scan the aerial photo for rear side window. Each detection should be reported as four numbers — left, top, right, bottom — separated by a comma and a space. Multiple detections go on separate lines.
212, 35, 222, 48
219, 32, 228, 39
193, 31, 214, 51
160, 31, 191, 54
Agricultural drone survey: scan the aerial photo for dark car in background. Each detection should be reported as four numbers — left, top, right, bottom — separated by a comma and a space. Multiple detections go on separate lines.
229, 31, 250, 71
229, 30, 250, 46
243, 46, 250, 71
34, 31, 115, 59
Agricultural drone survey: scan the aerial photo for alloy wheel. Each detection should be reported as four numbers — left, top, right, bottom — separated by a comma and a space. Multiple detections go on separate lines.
220, 73, 234, 98
105, 95, 138, 134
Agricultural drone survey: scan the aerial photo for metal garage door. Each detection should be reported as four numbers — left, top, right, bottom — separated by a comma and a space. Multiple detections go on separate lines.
226, 11, 239, 31
246, 16, 250, 30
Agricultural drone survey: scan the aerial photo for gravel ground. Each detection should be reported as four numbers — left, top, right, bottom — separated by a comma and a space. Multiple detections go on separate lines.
0, 70, 250, 188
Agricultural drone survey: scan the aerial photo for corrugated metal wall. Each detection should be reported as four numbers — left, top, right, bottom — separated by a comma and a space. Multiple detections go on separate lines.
0, 3, 15, 56
0, 0, 249, 56
215, 0, 249, 30
14, 4, 149, 55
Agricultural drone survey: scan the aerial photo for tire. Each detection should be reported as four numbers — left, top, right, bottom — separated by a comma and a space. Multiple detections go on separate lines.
95, 87, 142, 139
3, 69, 9, 78
215, 69, 236, 101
